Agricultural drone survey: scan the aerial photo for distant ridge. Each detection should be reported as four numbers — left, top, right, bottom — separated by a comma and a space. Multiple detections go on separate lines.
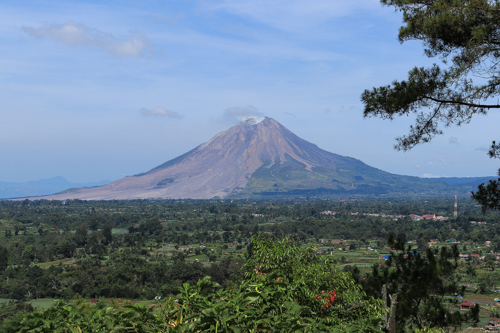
0, 177, 110, 199
30, 117, 491, 200
426, 177, 497, 186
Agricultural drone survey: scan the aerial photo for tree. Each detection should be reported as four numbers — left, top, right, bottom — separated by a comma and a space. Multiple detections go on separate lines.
471, 171, 500, 211
0, 300, 34, 332
57, 239, 76, 258
74, 223, 88, 247
222, 231, 230, 243
102, 223, 113, 245
0, 246, 8, 272
362, 0, 500, 210
417, 236, 428, 252
22, 245, 36, 262
362, 236, 475, 330
245, 234, 384, 326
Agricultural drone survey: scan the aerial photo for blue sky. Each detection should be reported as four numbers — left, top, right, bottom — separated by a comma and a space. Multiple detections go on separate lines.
1, 0, 499, 183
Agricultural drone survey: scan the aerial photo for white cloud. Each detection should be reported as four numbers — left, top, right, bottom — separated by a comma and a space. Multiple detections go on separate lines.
223, 105, 265, 123
337, 105, 357, 113
22, 22, 152, 58
140, 107, 185, 119
422, 173, 445, 178
438, 157, 450, 165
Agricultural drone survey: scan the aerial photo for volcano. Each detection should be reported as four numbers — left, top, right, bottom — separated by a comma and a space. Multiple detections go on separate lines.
42, 117, 451, 200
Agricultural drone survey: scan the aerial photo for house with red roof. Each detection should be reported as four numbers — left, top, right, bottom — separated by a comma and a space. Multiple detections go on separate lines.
486, 318, 499, 329
460, 300, 474, 311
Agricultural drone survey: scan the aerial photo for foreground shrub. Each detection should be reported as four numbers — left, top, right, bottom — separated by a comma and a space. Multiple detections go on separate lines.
13, 235, 386, 332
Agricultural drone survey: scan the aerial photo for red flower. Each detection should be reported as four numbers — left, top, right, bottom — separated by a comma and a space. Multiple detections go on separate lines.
319, 289, 337, 310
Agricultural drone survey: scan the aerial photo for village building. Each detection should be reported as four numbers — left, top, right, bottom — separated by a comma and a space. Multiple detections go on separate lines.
460, 300, 474, 311
486, 318, 499, 330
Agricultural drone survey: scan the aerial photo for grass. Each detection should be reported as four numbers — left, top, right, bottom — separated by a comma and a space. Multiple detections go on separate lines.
29, 298, 58, 309
36, 258, 77, 268
111, 229, 128, 235
462, 293, 499, 303
189, 254, 207, 259
0, 298, 58, 309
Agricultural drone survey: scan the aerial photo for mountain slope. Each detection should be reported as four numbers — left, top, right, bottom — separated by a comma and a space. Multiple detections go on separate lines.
37, 117, 458, 200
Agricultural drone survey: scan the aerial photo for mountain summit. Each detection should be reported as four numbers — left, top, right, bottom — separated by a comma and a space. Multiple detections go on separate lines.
42, 117, 449, 200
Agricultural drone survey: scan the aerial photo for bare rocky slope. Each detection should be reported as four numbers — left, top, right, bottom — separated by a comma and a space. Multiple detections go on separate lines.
38, 117, 454, 200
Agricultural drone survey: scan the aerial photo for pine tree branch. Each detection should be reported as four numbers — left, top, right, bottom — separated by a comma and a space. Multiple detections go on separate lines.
422, 95, 500, 108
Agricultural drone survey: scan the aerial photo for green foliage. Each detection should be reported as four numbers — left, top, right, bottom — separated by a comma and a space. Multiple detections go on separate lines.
0, 301, 34, 333
16, 300, 166, 333
244, 234, 384, 325
362, 237, 477, 330
414, 329, 445, 333
471, 175, 500, 212
1, 199, 499, 331
10, 279, 382, 332
74, 223, 88, 247
170, 274, 384, 332
0, 246, 8, 272
8, 235, 386, 332
363, 0, 500, 151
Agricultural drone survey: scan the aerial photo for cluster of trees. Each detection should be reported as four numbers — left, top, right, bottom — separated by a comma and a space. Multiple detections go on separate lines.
362, 236, 478, 330
0, 248, 242, 301
1, 198, 491, 230
1, 234, 482, 332
265, 213, 500, 249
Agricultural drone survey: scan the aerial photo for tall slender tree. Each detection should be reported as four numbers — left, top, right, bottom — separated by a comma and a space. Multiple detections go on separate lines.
362, 0, 500, 210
